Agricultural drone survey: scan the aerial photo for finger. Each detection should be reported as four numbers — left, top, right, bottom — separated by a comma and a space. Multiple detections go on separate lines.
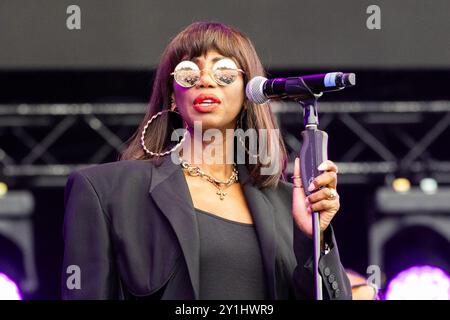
307, 187, 338, 204
318, 160, 339, 173
309, 199, 340, 213
292, 157, 308, 222
293, 157, 306, 198
293, 157, 310, 232
308, 171, 337, 191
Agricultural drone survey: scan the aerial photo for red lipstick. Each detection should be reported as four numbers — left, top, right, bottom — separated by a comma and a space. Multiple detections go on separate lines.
193, 94, 221, 113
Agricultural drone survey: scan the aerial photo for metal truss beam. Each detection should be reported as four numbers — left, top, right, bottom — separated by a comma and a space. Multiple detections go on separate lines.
1, 101, 449, 187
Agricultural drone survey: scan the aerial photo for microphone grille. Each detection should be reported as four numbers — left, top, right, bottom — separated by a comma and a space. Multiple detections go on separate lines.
245, 76, 268, 104
344, 73, 356, 86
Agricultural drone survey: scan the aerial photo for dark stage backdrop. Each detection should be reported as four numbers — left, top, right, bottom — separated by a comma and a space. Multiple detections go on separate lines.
0, 0, 449, 70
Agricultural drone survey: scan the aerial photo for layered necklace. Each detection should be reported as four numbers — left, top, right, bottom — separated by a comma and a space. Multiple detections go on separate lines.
179, 157, 239, 200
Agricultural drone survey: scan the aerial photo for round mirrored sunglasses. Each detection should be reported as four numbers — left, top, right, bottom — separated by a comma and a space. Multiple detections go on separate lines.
171, 59, 245, 88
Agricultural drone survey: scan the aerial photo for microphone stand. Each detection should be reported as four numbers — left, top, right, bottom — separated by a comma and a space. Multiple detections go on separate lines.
292, 79, 327, 300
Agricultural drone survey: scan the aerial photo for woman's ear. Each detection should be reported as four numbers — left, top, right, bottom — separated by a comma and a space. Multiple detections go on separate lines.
170, 94, 176, 111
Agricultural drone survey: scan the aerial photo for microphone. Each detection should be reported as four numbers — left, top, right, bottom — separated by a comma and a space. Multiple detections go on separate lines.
246, 72, 356, 104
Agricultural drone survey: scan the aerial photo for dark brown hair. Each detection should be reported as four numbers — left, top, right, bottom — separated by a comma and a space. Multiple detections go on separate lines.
120, 21, 287, 188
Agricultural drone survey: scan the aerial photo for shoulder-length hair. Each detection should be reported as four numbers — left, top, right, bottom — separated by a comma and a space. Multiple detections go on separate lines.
120, 21, 287, 189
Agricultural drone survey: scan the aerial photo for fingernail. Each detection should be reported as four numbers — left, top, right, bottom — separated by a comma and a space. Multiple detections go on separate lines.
308, 182, 315, 192
318, 162, 327, 171
305, 198, 309, 206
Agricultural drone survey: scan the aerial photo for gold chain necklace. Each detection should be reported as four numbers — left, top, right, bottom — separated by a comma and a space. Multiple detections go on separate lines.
179, 158, 239, 200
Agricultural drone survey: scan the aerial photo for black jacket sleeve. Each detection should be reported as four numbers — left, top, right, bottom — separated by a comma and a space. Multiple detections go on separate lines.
61, 170, 121, 299
291, 223, 352, 300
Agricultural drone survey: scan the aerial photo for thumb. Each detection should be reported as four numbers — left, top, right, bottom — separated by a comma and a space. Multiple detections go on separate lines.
292, 157, 312, 236
293, 157, 306, 199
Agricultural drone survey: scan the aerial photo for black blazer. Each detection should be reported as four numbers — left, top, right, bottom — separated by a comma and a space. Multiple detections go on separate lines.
61, 156, 352, 300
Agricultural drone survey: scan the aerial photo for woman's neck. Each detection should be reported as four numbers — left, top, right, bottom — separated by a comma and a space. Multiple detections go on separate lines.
179, 127, 236, 181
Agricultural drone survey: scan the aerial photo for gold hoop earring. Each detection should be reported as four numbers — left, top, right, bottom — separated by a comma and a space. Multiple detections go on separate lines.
140, 109, 188, 157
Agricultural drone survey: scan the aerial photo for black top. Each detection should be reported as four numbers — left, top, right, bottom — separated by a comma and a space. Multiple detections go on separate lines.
195, 208, 268, 300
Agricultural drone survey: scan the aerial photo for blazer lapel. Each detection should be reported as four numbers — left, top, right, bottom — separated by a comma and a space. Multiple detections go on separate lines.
148, 156, 200, 299
238, 164, 278, 299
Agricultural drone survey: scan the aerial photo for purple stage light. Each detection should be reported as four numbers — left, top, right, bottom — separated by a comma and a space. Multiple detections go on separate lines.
0, 273, 22, 300
386, 265, 450, 300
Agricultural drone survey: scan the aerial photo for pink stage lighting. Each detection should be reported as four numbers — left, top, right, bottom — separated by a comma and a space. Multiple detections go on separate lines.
0, 273, 22, 300
386, 265, 450, 300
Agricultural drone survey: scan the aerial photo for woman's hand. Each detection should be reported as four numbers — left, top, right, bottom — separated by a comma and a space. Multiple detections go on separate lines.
292, 157, 340, 239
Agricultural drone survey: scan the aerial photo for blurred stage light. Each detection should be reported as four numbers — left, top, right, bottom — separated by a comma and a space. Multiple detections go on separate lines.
371, 186, 450, 300
392, 177, 411, 193
0, 191, 38, 295
0, 182, 8, 197
420, 178, 438, 194
385, 265, 450, 300
0, 273, 22, 300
